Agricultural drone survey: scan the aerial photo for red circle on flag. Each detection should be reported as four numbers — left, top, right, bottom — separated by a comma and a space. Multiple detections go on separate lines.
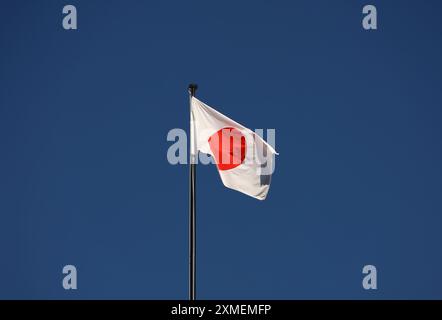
208, 127, 246, 171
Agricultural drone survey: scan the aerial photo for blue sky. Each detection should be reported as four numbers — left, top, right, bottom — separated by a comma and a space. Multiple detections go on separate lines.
1, 0, 442, 299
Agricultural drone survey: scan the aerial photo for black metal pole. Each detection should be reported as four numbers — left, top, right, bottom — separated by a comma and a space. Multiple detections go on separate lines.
188, 83, 198, 300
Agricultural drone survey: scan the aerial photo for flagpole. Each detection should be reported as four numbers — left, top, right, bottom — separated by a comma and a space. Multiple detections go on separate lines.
188, 83, 198, 300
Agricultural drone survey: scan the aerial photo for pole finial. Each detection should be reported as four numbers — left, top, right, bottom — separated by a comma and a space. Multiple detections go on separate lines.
188, 83, 198, 96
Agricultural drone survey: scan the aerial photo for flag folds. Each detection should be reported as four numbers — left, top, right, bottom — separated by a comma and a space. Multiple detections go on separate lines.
190, 97, 278, 200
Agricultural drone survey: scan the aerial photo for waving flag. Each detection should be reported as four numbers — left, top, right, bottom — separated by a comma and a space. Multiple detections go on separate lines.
190, 97, 278, 200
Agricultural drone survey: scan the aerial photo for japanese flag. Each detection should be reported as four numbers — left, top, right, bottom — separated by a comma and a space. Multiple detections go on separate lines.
190, 97, 278, 200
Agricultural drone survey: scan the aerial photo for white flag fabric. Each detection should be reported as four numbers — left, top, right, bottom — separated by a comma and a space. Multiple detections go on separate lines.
190, 97, 278, 200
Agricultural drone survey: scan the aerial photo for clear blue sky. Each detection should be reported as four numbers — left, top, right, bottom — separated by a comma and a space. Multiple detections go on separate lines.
1, 0, 442, 299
